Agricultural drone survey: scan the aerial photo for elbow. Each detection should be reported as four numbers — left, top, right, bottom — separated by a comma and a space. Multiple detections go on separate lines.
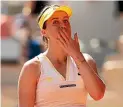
93, 86, 105, 101
93, 92, 105, 101
93, 87, 106, 101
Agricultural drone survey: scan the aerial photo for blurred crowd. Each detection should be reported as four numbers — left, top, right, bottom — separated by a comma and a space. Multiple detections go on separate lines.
1, 1, 50, 63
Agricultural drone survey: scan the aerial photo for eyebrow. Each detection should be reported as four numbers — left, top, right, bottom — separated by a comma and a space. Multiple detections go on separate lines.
51, 18, 59, 21
63, 16, 69, 19
51, 16, 69, 21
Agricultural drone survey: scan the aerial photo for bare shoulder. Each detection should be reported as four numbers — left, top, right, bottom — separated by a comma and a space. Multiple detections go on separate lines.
23, 57, 41, 72
19, 57, 41, 82
18, 57, 41, 107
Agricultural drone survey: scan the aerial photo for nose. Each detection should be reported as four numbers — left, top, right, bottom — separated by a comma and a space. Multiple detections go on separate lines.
60, 26, 67, 33
60, 26, 66, 29
60, 23, 67, 29
59, 21, 67, 28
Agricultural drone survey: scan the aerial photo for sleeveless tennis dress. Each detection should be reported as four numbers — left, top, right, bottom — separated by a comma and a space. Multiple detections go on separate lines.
35, 53, 88, 107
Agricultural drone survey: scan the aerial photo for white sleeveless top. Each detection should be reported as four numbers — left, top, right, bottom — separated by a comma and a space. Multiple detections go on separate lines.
35, 53, 88, 107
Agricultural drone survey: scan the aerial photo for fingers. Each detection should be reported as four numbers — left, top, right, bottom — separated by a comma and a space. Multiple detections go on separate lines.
59, 27, 69, 43
57, 32, 66, 47
57, 37, 66, 49
57, 27, 70, 48
74, 32, 79, 43
60, 27, 69, 38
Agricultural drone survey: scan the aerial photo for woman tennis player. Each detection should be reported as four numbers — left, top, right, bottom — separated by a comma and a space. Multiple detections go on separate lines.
18, 5, 105, 107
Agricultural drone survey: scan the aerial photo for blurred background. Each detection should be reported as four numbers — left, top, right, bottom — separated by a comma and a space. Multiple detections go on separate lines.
1, 1, 123, 107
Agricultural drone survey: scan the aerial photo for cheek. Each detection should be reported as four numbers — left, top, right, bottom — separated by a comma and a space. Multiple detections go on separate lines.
47, 26, 59, 38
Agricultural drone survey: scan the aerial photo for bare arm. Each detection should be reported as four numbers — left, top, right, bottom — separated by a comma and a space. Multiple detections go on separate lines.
74, 53, 105, 101
18, 58, 40, 107
56, 27, 105, 101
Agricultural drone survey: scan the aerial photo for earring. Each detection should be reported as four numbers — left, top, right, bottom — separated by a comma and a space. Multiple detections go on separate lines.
47, 37, 49, 40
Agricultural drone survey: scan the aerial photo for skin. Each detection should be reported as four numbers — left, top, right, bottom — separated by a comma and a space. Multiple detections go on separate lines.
18, 10, 105, 107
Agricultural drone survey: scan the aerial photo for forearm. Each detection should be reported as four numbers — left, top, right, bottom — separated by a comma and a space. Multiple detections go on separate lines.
56, 27, 105, 100
73, 53, 105, 100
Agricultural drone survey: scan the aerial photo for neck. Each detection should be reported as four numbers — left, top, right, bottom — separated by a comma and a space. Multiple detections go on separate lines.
46, 43, 68, 64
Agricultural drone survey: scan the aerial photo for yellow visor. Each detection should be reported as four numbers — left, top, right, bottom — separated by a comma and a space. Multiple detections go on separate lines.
38, 5, 72, 29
